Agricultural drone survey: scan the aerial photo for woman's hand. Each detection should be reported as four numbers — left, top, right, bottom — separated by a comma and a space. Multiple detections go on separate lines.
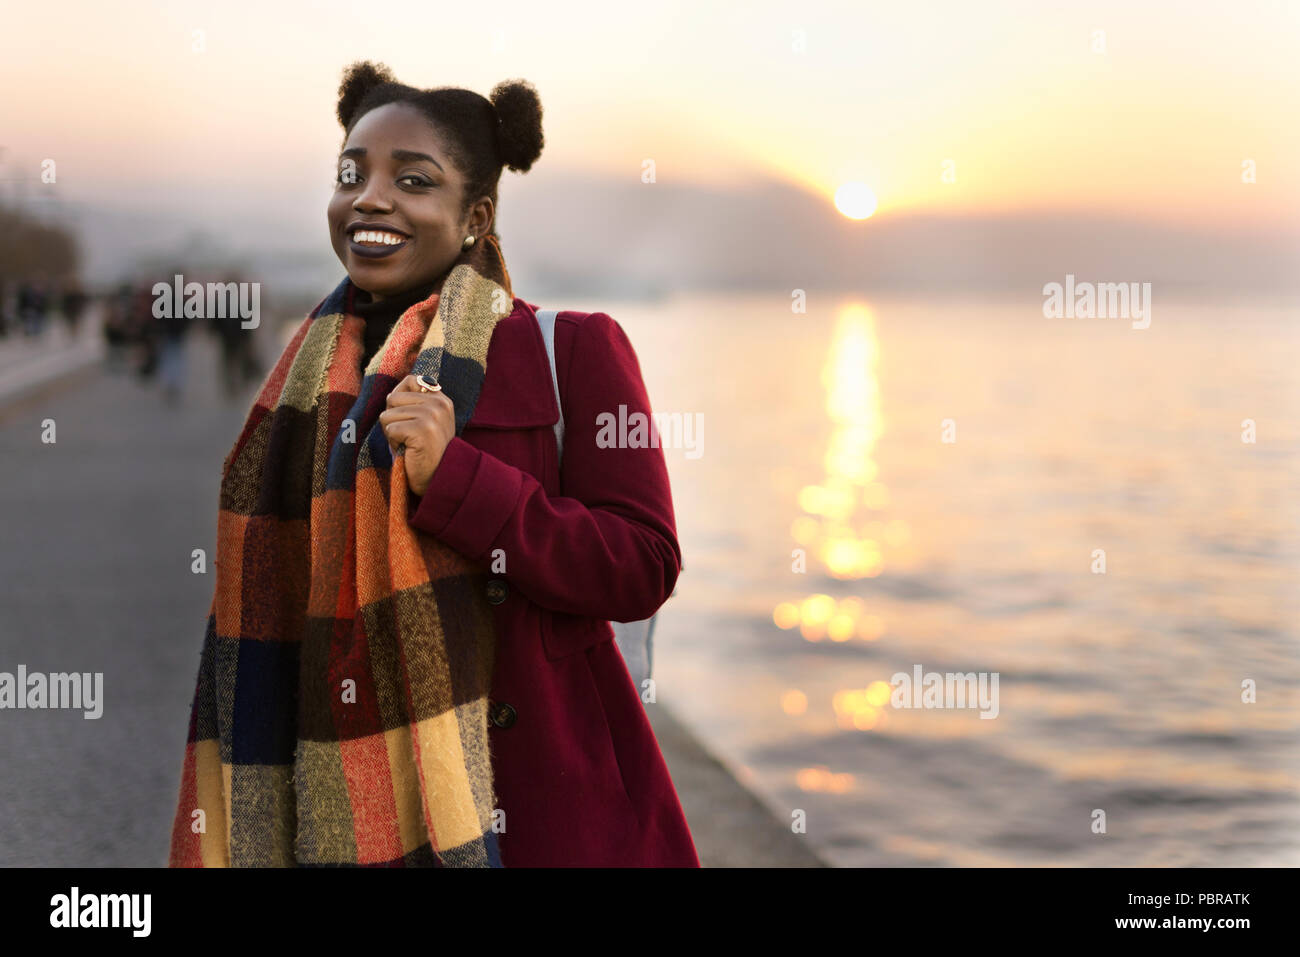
379, 375, 455, 496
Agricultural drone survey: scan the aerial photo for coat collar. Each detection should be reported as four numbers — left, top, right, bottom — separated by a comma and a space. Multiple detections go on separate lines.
465, 298, 560, 430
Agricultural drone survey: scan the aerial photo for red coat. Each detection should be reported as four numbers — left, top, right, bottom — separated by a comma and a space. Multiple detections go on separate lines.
406, 297, 700, 867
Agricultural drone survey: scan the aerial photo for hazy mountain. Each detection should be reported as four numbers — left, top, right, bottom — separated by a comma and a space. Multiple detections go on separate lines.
35, 170, 1300, 305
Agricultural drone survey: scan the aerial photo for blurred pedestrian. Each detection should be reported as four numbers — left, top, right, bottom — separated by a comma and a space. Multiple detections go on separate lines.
212, 273, 262, 398
156, 305, 190, 405
132, 282, 159, 380
18, 279, 48, 337
60, 282, 88, 336
103, 282, 134, 371
0, 280, 11, 339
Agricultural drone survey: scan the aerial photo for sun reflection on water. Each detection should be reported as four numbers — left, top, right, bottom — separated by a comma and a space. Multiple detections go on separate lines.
774, 303, 907, 635
774, 303, 909, 732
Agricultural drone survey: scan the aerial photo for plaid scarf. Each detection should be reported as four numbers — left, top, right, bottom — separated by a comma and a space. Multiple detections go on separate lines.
168, 235, 513, 867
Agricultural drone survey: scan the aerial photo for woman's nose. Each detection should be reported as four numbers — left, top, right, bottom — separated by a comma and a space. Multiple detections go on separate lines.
354, 178, 393, 211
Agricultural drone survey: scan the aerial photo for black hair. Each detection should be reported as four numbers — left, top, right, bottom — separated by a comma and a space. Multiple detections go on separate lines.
335, 60, 544, 239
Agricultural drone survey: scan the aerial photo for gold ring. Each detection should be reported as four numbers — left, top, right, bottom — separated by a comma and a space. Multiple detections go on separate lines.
416, 374, 442, 393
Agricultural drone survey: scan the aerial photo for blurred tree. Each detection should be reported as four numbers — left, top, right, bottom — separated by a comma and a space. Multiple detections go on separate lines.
0, 205, 80, 282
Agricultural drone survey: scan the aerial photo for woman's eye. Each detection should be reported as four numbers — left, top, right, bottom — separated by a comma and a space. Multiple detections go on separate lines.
331, 170, 429, 188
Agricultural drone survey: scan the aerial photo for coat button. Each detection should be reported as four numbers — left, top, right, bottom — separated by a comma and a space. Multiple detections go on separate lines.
485, 579, 508, 604
490, 701, 517, 729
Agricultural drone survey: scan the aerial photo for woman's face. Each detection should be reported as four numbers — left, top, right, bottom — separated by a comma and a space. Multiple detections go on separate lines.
328, 102, 492, 299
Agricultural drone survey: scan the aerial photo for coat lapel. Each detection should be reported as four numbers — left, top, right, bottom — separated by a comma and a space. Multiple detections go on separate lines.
465, 299, 560, 430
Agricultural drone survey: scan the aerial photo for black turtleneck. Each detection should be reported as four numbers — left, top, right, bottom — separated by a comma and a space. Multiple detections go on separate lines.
352, 279, 441, 374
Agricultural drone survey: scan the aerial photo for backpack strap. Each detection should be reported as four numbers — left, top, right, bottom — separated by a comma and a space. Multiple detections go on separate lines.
534, 308, 564, 462
534, 305, 656, 687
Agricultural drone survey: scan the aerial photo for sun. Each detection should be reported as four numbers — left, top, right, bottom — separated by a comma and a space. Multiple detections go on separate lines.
834, 182, 877, 220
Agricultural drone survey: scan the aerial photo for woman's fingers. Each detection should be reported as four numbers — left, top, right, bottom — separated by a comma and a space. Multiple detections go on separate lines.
388, 374, 441, 398
380, 377, 454, 463
380, 401, 433, 420
386, 389, 450, 408
381, 418, 415, 451
389, 374, 420, 395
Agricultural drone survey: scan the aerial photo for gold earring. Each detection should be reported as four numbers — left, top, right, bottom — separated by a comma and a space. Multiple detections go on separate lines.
462, 235, 476, 250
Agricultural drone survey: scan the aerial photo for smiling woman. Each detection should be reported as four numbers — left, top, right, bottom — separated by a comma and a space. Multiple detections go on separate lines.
326, 61, 542, 300
167, 60, 698, 869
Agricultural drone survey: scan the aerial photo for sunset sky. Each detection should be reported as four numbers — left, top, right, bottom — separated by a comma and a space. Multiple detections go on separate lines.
1, 0, 1297, 285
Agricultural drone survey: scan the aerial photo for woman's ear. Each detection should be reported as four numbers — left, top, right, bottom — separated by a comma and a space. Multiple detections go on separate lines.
468, 196, 495, 239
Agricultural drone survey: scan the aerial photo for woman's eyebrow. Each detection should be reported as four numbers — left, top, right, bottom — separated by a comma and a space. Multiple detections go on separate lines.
339, 146, 444, 172
391, 148, 444, 171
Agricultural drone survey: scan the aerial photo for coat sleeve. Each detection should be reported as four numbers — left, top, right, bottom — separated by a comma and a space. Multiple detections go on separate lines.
407, 311, 681, 622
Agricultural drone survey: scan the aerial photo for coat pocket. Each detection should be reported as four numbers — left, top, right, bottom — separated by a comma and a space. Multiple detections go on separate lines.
542, 609, 615, 661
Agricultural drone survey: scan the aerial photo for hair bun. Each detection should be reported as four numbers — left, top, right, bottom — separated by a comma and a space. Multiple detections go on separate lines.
337, 60, 397, 129
490, 79, 544, 173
